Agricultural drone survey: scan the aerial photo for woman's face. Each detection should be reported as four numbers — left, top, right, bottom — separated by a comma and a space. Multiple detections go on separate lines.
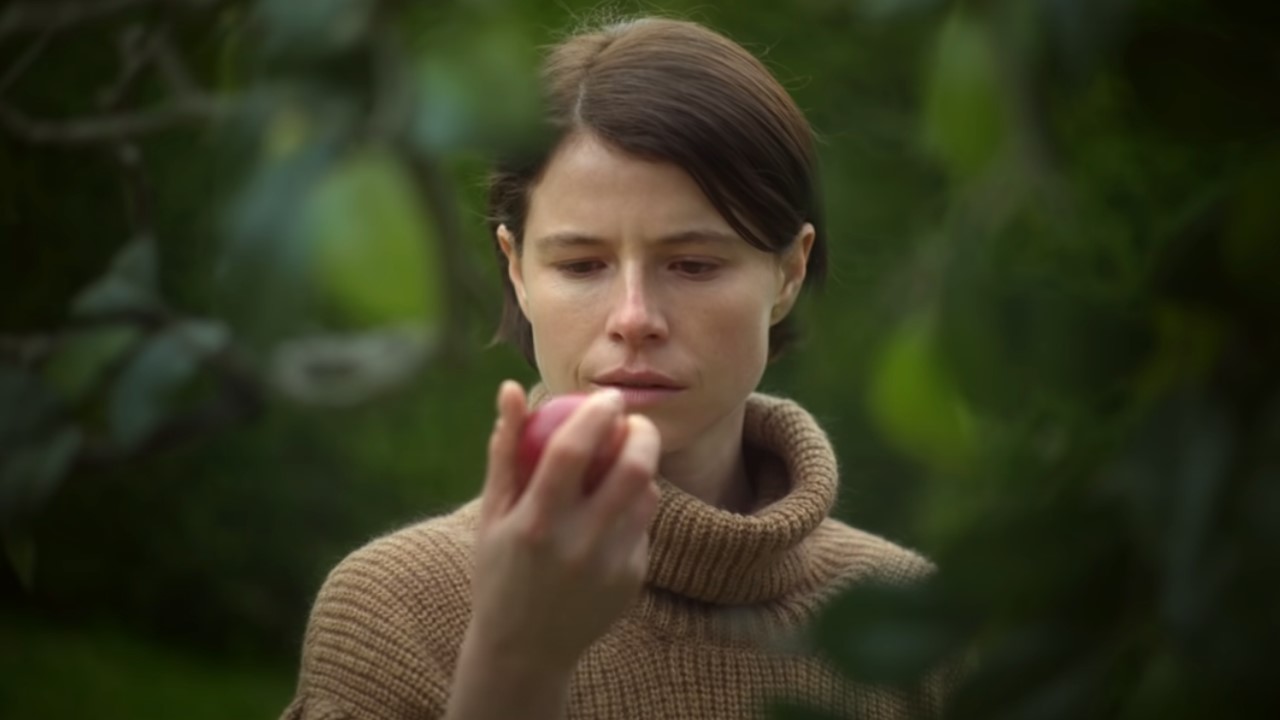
500, 133, 812, 456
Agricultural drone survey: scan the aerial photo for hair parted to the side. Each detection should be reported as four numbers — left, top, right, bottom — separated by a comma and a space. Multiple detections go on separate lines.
489, 16, 827, 367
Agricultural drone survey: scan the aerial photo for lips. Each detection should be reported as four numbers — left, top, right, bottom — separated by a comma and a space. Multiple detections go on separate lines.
591, 369, 686, 407
592, 369, 685, 390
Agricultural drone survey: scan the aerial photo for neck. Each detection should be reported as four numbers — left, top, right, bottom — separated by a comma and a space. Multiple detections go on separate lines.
657, 407, 754, 513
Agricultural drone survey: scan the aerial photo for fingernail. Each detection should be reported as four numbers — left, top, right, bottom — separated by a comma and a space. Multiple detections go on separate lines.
596, 387, 623, 409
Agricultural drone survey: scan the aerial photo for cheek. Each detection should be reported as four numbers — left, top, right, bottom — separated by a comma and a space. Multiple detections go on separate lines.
521, 265, 574, 326
525, 277, 601, 376
695, 291, 774, 366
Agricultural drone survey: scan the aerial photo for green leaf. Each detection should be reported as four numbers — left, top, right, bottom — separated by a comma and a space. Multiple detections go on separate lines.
920, 9, 1006, 178
856, 0, 945, 21
220, 127, 340, 338
1243, 397, 1280, 552
1122, 19, 1280, 143
256, 0, 374, 61
868, 313, 977, 471
1223, 146, 1280, 309
814, 580, 960, 688
41, 325, 142, 403
952, 639, 1110, 720
1113, 391, 1230, 636
175, 319, 233, 358
410, 22, 545, 155
107, 321, 230, 450
304, 149, 441, 327
2, 528, 36, 592
1132, 306, 1224, 406
0, 426, 82, 527
70, 240, 161, 318
1117, 651, 1202, 720
0, 367, 62, 449
1041, 0, 1135, 75
938, 243, 1154, 417
214, 5, 250, 94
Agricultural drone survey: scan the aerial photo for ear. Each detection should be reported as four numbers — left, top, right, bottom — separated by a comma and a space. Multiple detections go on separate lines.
771, 222, 815, 325
497, 224, 529, 315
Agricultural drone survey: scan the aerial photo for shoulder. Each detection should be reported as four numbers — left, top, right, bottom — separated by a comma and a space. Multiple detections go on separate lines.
812, 518, 935, 589
313, 499, 481, 619
286, 501, 481, 718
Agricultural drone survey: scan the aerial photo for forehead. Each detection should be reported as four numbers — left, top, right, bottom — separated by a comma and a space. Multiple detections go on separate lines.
524, 133, 736, 241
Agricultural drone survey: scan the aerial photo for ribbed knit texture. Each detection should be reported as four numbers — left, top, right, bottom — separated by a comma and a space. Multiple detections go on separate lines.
282, 393, 942, 719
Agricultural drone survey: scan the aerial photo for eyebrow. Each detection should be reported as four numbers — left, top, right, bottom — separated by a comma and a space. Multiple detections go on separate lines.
531, 229, 740, 251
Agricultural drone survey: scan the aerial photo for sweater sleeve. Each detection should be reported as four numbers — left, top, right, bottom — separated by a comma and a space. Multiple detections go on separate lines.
280, 536, 455, 720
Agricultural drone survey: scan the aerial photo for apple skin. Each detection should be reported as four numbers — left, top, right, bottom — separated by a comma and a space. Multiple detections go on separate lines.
517, 393, 627, 494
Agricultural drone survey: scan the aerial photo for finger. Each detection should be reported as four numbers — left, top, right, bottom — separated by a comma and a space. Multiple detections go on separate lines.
602, 462, 660, 575
479, 380, 527, 526
620, 502, 654, 582
584, 414, 660, 533
525, 388, 624, 515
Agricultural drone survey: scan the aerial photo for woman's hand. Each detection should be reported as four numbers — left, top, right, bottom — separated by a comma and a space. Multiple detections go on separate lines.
446, 380, 661, 719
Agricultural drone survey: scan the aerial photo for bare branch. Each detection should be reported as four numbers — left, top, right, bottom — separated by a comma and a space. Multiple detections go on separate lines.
408, 152, 498, 365
0, 94, 227, 145
66, 306, 173, 329
0, 0, 158, 37
151, 26, 201, 100
0, 334, 56, 366
0, 23, 56, 94
100, 25, 159, 235
1, 19, 233, 146
97, 23, 153, 108
372, 26, 486, 365
0, 309, 168, 365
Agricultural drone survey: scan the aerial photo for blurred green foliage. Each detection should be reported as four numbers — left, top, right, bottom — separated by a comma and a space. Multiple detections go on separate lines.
0, 611, 291, 718
1, 0, 1277, 718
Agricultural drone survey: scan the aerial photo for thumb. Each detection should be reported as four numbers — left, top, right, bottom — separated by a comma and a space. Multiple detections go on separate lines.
479, 380, 526, 527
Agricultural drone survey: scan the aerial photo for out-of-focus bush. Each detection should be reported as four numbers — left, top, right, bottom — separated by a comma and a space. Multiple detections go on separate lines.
1, 1, 1276, 718
782, 1, 1280, 718
0, 0, 543, 658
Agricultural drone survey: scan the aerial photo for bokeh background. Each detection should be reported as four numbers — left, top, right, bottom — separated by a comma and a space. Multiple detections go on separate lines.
2, 0, 1277, 718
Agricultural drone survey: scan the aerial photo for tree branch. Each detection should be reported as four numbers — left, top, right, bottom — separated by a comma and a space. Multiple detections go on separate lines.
0, 94, 226, 145
0, 334, 56, 366
0, 308, 169, 366
100, 25, 159, 236
369, 23, 483, 365
0, 0, 159, 37
408, 152, 491, 365
0, 24, 56, 94
150, 26, 201, 100
97, 23, 153, 108
1, 10, 232, 146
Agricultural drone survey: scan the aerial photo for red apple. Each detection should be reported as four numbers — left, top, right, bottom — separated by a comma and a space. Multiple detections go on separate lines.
517, 393, 627, 494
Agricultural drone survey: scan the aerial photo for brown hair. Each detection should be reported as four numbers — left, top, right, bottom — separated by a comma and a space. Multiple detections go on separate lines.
489, 17, 826, 365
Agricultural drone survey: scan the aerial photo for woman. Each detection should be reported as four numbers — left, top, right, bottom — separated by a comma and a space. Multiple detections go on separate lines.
283, 16, 944, 720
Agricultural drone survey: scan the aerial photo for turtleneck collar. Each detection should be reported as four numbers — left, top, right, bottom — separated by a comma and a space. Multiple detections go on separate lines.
523, 387, 841, 607
644, 393, 839, 605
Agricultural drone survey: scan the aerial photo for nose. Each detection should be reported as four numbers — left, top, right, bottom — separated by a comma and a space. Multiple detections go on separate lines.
605, 266, 668, 346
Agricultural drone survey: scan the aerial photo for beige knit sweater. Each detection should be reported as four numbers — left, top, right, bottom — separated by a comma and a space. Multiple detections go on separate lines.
282, 393, 942, 719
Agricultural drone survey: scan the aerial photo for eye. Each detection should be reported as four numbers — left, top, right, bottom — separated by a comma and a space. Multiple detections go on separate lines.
671, 260, 720, 278
557, 260, 606, 277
